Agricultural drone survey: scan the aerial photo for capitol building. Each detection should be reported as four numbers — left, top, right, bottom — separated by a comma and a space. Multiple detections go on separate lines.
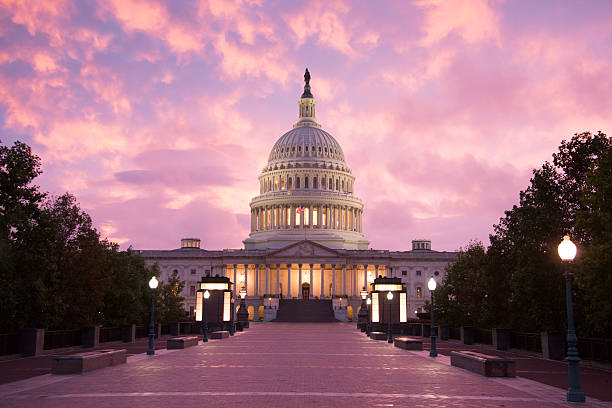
140, 70, 457, 321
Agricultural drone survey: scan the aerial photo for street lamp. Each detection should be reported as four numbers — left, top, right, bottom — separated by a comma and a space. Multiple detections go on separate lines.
358, 288, 368, 331
366, 297, 372, 336
202, 290, 210, 342
428, 277, 438, 357
147, 276, 158, 356
237, 287, 249, 329
558, 236, 585, 403
387, 291, 393, 343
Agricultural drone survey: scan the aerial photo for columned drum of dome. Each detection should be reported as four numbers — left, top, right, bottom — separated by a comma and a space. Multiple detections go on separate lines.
244, 70, 370, 250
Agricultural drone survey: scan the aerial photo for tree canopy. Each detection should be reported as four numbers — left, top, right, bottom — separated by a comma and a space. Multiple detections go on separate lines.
0, 141, 186, 332
435, 131, 611, 337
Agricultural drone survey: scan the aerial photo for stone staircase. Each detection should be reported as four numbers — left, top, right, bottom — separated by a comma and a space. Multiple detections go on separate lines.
273, 299, 337, 322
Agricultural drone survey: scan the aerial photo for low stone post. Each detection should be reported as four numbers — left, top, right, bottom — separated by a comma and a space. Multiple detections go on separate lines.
81, 326, 100, 348
121, 324, 136, 343
20, 328, 44, 356
461, 326, 474, 345
541, 332, 565, 360
492, 328, 511, 351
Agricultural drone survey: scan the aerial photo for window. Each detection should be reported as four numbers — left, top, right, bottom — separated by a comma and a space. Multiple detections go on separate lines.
416, 271, 421, 276
298, 146, 301, 152
313, 177, 318, 188
288, 177, 293, 189
190, 286, 195, 296
296, 177, 301, 188
305, 146, 308, 152
402, 270, 407, 276
434, 271, 439, 276
329, 178, 332, 189
305, 177, 309, 188
416, 287, 422, 298
191, 269, 196, 275
189, 306, 194, 316
336, 179, 339, 190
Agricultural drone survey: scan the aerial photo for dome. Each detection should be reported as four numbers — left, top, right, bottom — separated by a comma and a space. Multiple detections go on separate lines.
267, 126, 346, 165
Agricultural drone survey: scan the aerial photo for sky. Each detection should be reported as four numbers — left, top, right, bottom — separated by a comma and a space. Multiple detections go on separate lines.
0, 0, 611, 252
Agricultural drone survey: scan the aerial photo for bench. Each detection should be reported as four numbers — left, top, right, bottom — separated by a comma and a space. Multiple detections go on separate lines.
370, 332, 389, 341
394, 337, 423, 350
167, 336, 199, 349
52, 349, 127, 374
209, 331, 230, 339
450, 351, 515, 377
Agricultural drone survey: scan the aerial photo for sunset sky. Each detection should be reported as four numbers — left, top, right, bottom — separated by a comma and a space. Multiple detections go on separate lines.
1, 0, 611, 252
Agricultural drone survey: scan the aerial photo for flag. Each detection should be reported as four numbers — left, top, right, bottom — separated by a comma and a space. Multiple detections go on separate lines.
296, 206, 305, 214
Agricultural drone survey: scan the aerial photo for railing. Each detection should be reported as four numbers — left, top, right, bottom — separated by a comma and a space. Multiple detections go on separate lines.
474, 328, 493, 345
578, 337, 612, 363
510, 331, 542, 353
0, 333, 20, 356
449, 327, 461, 340
99, 327, 122, 343
44, 329, 81, 350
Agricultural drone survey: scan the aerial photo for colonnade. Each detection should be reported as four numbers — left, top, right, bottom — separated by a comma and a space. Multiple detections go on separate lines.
223, 263, 387, 299
251, 204, 363, 233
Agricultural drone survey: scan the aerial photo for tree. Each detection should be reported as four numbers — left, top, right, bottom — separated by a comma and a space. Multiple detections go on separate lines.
156, 270, 186, 324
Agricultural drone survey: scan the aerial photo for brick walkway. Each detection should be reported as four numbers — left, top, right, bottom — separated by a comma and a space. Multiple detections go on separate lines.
0, 323, 610, 408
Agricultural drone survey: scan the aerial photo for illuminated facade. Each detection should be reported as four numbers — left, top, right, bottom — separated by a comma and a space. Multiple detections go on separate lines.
140, 71, 457, 320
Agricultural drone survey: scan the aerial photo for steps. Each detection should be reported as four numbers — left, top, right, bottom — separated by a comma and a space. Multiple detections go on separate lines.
273, 299, 337, 322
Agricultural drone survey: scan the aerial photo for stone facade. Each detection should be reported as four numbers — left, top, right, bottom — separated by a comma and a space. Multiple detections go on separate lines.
139, 71, 457, 320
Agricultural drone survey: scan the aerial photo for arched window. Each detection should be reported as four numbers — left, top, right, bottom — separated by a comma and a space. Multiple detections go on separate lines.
342, 180, 345, 191
274, 177, 278, 191
288, 177, 293, 189
336, 179, 339, 190
313, 177, 318, 189
329, 178, 333, 189
305, 177, 309, 188
322, 177, 326, 189
280, 177, 285, 190
296, 177, 301, 188
416, 287, 422, 298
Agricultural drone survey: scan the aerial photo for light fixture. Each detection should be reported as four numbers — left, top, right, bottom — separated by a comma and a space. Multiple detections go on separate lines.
149, 276, 159, 289
204, 290, 210, 299
558, 235, 577, 261
387, 291, 393, 300
366, 298, 371, 305
239, 288, 247, 299
428, 277, 437, 291
361, 289, 367, 300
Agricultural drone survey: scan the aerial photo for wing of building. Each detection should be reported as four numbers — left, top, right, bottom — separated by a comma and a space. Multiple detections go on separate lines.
139, 70, 457, 320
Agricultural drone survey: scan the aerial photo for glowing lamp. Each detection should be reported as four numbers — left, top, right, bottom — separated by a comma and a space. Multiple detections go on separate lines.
239, 288, 247, 299
428, 277, 437, 291
360, 288, 367, 300
366, 298, 371, 305
204, 290, 210, 299
148, 276, 158, 289
387, 291, 393, 301
558, 235, 577, 261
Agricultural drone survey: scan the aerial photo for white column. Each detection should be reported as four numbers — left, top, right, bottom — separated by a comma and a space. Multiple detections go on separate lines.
320, 265, 325, 299
276, 264, 280, 296
244, 264, 248, 294
332, 265, 336, 297
309, 204, 313, 228
255, 264, 259, 296
233, 264, 237, 296
281, 205, 286, 228
287, 265, 292, 298
309, 264, 313, 299
291, 205, 296, 228
265, 264, 269, 296
342, 264, 347, 297
298, 264, 303, 299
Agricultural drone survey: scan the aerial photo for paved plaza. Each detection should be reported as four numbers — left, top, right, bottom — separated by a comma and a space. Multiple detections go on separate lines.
1, 323, 611, 408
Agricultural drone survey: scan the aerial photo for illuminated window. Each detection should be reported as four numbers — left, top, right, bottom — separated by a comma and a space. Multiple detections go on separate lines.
322, 208, 327, 226
287, 207, 291, 226
281, 177, 285, 189
313, 208, 318, 226
190, 286, 195, 296
288, 177, 293, 189
416, 287, 422, 298
304, 208, 309, 225
274, 178, 278, 190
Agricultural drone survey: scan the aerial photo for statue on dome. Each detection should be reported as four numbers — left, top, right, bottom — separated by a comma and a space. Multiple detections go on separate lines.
304, 68, 310, 86
301, 68, 313, 98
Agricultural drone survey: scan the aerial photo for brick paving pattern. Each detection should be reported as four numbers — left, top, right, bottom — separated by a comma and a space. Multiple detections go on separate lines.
0, 323, 611, 408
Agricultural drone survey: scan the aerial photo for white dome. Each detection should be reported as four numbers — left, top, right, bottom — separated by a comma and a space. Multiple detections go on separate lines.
268, 126, 346, 165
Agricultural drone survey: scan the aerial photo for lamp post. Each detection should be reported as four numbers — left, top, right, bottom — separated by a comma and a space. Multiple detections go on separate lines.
387, 291, 393, 343
428, 277, 438, 357
237, 287, 249, 330
358, 288, 368, 331
558, 236, 586, 403
147, 276, 158, 356
366, 297, 372, 337
202, 290, 210, 342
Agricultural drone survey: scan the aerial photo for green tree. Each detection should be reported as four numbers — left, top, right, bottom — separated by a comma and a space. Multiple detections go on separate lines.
156, 270, 186, 324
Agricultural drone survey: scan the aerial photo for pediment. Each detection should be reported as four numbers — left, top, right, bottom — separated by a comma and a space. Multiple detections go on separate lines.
268, 240, 342, 258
